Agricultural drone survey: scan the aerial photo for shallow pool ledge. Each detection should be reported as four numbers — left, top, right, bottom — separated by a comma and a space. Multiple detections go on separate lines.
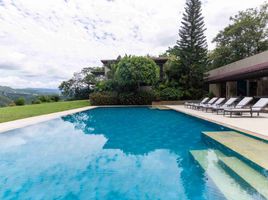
0, 106, 97, 133
166, 105, 268, 141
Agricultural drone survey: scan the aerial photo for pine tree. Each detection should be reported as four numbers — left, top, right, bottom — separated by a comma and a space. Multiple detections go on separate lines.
176, 0, 207, 99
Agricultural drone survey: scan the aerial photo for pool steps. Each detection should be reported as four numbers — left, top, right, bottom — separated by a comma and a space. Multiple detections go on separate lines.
193, 131, 268, 199
190, 150, 254, 200
202, 131, 268, 171
218, 156, 268, 199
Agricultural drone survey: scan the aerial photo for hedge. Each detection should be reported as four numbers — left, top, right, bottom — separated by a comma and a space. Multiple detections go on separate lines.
89, 91, 155, 105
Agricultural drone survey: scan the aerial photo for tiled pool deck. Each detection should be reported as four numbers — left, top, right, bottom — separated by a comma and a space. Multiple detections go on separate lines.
166, 105, 268, 141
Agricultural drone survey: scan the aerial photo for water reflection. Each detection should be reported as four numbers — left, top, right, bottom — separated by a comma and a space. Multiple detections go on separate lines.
0, 112, 189, 199
62, 108, 215, 155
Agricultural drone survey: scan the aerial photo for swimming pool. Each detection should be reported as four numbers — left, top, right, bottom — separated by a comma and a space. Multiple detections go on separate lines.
0, 107, 265, 199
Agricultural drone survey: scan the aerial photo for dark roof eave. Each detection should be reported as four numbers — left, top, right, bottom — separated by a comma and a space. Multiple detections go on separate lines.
205, 61, 268, 83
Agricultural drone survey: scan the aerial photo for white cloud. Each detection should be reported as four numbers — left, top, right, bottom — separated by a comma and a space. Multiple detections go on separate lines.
0, 0, 265, 88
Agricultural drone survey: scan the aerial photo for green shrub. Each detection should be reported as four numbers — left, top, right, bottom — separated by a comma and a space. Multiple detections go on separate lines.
50, 95, 60, 102
38, 95, 51, 102
115, 56, 159, 89
32, 99, 42, 104
37, 95, 60, 103
158, 87, 182, 101
89, 91, 156, 105
89, 92, 118, 105
15, 97, 25, 106
118, 91, 156, 105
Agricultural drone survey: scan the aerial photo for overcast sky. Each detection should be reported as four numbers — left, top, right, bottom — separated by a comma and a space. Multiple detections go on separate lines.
0, 0, 265, 88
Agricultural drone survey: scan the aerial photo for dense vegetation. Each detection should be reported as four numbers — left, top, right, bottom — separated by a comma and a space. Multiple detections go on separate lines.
90, 56, 159, 105
59, 67, 105, 100
209, 3, 268, 69
0, 100, 89, 123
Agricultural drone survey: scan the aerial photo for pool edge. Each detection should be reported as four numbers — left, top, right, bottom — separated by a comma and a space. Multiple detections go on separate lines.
166, 105, 268, 142
0, 106, 97, 133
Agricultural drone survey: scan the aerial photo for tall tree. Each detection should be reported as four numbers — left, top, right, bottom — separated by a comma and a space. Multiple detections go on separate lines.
176, 0, 208, 99
209, 3, 268, 69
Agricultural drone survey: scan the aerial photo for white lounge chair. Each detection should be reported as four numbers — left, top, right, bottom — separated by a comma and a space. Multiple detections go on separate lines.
202, 98, 225, 112
223, 97, 253, 115
185, 97, 209, 108
224, 98, 268, 117
212, 97, 238, 114
194, 97, 218, 110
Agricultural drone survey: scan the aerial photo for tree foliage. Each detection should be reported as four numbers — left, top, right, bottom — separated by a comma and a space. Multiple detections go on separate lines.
114, 56, 159, 90
171, 0, 207, 99
15, 97, 25, 106
209, 2, 268, 69
59, 67, 104, 99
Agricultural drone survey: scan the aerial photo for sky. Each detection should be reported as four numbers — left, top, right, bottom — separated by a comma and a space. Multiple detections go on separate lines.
0, 0, 265, 89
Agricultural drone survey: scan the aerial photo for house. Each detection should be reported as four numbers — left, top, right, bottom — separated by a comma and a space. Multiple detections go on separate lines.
205, 51, 268, 98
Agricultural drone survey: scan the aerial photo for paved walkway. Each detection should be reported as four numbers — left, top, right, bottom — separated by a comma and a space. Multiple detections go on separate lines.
166, 105, 268, 141
0, 106, 96, 133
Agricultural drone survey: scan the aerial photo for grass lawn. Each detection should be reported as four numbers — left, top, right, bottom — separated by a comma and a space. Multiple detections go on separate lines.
0, 100, 90, 123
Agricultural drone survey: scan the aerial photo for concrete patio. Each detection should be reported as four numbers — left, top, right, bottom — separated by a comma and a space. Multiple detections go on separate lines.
166, 105, 268, 141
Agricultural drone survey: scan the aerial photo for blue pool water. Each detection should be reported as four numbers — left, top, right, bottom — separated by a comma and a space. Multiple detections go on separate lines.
0, 107, 247, 199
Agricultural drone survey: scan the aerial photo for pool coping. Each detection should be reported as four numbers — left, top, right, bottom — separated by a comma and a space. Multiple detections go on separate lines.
0, 106, 97, 133
165, 105, 268, 142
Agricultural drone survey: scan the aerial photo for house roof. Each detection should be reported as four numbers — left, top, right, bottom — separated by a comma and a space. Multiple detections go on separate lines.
205, 51, 268, 83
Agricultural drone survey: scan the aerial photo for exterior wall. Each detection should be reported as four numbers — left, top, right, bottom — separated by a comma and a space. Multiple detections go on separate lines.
226, 81, 237, 98
209, 84, 221, 97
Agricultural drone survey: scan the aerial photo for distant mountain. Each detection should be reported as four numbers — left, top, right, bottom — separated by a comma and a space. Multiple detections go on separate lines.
16, 88, 60, 95
0, 86, 60, 107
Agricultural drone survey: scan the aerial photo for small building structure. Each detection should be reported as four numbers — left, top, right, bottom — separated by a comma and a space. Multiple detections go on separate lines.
205, 51, 268, 98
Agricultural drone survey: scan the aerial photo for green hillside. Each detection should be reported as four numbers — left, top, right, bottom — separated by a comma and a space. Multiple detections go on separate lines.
0, 86, 60, 107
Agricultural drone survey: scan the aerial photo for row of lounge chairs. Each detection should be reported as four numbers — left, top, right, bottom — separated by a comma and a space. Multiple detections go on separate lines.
185, 97, 268, 117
